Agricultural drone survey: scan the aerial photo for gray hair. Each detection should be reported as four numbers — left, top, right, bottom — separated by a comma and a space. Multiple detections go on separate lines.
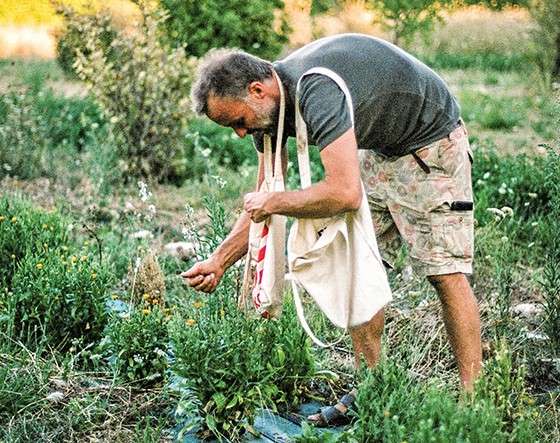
190, 48, 274, 115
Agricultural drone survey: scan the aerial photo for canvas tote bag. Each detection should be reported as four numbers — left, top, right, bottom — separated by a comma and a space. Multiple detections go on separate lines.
239, 71, 287, 319
287, 67, 392, 347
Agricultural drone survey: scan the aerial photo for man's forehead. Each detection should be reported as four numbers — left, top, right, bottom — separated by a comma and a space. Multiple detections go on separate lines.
206, 94, 244, 125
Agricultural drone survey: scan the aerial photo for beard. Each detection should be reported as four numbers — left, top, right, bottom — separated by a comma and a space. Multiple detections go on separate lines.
247, 97, 279, 135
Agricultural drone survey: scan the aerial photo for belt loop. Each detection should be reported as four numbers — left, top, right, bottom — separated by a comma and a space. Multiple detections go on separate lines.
412, 151, 431, 174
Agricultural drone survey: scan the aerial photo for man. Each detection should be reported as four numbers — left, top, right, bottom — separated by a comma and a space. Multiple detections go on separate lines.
182, 33, 482, 426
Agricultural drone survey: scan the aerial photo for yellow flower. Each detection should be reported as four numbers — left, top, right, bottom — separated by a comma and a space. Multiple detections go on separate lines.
111, 294, 119, 300
0, 216, 5, 222
186, 318, 196, 326
43, 243, 48, 249
142, 308, 151, 315
11, 254, 15, 260
42, 223, 48, 229
91, 273, 97, 279
193, 300, 204, 309
11, 216, 17, 223
84, 240, 89, 246
36, 263, 44, 270
71, 256, 77, 263
80, 255, 88, 262
143, 293, 151, 300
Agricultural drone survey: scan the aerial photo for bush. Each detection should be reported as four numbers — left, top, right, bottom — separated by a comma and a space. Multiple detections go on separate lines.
7, 249, 109, 351
541, 145, 560, 352
169, 195, 315, 440
102, 307, 170, 386
367, 0, 452, 47
0, 197, 68, 286
55, 7, 117, 78
351, 357, 534, 442
471, 148, 548, 225
159, 0, 289, 60
0, 85, 105, 180
74, 6, 193, 182
529, 0, 560, 82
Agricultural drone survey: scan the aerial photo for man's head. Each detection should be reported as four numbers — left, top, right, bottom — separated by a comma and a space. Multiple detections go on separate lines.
190, 49, 279, 138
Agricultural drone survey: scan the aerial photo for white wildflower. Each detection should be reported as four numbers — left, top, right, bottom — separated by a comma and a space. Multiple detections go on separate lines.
487, 207, 505, 218
500, 206, 514, 217
483, 172, 491, 179
138, 181, 152, 202
528, 192, 537, 199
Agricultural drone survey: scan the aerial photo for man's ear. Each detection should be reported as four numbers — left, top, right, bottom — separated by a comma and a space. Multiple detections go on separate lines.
248, 81, 266, 99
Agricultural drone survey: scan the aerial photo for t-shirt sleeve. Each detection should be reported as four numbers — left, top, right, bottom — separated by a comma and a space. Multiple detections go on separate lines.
299, 74, 352, 151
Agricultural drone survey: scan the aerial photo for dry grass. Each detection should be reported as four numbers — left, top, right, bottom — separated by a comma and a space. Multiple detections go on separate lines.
419, 5, 533, 54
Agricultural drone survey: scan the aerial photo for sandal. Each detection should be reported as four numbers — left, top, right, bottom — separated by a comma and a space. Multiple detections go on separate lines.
307, 391, 356, 427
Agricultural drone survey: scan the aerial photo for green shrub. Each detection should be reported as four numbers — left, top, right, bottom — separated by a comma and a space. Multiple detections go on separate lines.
169, 195, 314, 440
7, 250, 109, 351
74, 6, 192, 182
367, 0, 452, 47
159, 0, 289, 60
460, 92, 526, 130
0, 85, 106, 180
175, 118, 256, 182
471, 147, 548, 225
530, 0, 560, 83
541, 145, 560, 352
0, 197, 69, 286
102, 307, 169, 386
55, 6, 117, 78
420, 51, 530, 71
351, 358, 534, 442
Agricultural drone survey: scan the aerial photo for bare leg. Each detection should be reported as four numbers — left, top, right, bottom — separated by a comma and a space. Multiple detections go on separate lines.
307, 309, 384, 425
349, 308, 385, 368
428, 272, 482, 392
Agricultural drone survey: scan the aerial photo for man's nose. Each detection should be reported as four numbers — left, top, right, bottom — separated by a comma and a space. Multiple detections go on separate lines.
234, 128, 247, 138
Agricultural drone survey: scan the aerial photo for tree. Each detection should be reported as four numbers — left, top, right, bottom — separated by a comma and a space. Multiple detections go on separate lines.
530, 0, 560, 83
158, 0, 289, 60
367, 0, 452, 47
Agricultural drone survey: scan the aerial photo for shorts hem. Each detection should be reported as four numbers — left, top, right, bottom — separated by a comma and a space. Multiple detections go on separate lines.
413, 262, 472, 278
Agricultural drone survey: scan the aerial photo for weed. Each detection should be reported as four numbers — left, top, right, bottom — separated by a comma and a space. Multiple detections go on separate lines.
102, 307, 169, 386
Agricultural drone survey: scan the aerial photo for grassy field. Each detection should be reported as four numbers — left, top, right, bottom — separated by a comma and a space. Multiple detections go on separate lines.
1, 4, 559, 442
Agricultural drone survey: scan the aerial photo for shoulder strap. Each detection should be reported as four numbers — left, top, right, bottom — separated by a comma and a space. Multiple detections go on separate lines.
262, 70, 286, 186
291, 67, 356, 348
295, 67, 355, 189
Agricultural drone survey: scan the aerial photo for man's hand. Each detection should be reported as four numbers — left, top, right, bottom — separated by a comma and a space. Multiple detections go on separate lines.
244, 191, 274, 223
181, 256, 225, 293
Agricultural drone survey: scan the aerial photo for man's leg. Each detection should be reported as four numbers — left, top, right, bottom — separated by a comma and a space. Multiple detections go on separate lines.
307, 309, 384, 425
428, 272, 482, 391
349, 308, 385, 368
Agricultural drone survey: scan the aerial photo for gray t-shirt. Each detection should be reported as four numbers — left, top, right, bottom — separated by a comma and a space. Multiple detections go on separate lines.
254, 34, 460, 157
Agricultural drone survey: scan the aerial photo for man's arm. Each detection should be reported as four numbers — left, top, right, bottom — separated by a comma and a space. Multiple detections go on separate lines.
182, 151, 268, 292
244, 128, 362, 222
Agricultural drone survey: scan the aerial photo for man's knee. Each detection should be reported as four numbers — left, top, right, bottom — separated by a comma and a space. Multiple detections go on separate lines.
427, 272, 465, 290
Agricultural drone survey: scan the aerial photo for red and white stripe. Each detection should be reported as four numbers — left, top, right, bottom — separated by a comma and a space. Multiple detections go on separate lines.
252, 223, 271, 318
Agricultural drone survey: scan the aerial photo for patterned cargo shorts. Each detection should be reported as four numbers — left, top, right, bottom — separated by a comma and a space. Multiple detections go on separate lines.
360, 123, 474, 277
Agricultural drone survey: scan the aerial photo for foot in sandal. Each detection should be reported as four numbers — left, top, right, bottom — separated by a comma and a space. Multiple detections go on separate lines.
307, 390, 356, 427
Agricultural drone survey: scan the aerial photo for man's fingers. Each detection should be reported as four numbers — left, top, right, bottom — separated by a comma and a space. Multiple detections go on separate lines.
181, 265, 201, 278
185, 275, 204, 287
194, 273, 215, 292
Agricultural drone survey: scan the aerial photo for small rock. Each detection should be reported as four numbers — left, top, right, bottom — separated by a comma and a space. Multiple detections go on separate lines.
511, 303, 543, 319
164, 241, 195, 260
131, 229, 153, 240
46, 391, 65, 403
526, 331, 548, 341
401, 265, 414, 282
